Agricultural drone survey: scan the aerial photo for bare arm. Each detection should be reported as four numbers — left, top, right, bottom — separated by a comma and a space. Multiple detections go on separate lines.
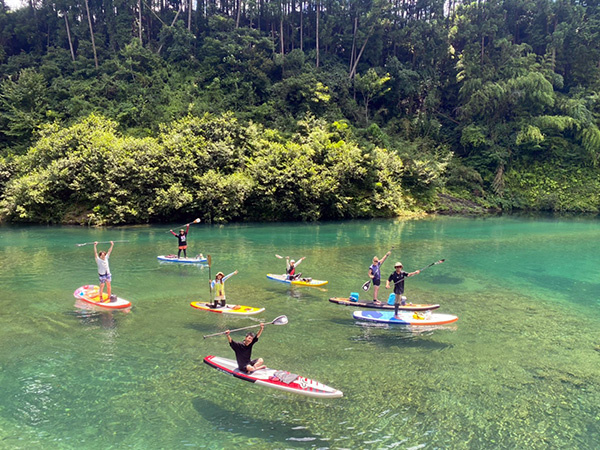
106, 241, 114, 257
256, 322, 265, 339
226, 330, 232, 343
93, 242, 99, 259
380, 251, 391, 264
222, 270, 238, 282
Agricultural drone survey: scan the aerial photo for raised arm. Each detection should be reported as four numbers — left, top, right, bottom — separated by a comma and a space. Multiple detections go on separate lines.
93, 242, 99, 259
222, 270, 238, 282
106, 241, 114, 257
380, 251, 391, 264
225, 330, 232, 343
295, 257, 306, 267
256, 322, 265, 339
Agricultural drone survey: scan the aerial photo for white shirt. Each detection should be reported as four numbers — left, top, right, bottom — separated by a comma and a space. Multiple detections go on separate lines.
96, 255, 111, 275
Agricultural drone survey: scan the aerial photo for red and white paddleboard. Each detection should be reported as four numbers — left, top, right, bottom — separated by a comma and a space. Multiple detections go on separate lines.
203, 355, 343, 398
73, 285, 131, 309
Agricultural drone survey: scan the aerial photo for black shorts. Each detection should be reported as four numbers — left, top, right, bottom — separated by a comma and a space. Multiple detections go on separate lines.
372, 279, 381, 286
240, 359, 259, 373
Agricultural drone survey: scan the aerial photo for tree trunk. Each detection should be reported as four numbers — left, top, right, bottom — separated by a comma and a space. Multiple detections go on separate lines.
64, 13, 76, 62
280, 16, 284, 54
349, 16, 357, 74
188, 0, 193, 30
138, 0, 143, 44
299, 0, 303, 51
315, 0, 320, 68
236, 0, 243, 28
349, 25, 374, 79
84, 0, 99, 69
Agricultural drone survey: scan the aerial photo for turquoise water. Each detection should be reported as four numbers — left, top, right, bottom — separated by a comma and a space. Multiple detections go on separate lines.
0, 216, 599, 449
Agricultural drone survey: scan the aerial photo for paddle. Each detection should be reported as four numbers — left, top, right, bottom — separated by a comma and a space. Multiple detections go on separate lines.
76, 240, 129, 247
166, 218, 201, 232
203, 315, 289, 339
207, 254, 212, 299
418, 259, 445, 272
275, 254, 287, 259
362, 248, 393, 291
389, 259, 446, 285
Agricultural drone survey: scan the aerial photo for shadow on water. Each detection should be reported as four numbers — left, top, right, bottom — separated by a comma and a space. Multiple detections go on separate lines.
519, 271, 600, 303
65, 302, 130, 329
328, 318, 455, 349
192, 397, 316, 447
427, 274, 464, 285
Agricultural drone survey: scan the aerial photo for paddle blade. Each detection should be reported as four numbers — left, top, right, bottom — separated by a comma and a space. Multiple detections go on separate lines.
272, 315, 288, 325
362, 280, 371, 291
275, 254, 283, 259
194, 218, 201, 223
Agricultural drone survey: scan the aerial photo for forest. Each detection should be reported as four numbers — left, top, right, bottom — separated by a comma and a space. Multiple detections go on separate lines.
0, 0, 599, 224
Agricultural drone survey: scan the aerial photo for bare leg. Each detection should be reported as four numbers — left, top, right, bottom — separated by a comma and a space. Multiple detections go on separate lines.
98, 282, 105, 302
373, 285, 380, 302
246, 358, 265, 372
106, 280, 112, 300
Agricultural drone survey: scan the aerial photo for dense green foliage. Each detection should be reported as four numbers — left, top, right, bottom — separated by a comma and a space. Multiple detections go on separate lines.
0, 0, 599, 223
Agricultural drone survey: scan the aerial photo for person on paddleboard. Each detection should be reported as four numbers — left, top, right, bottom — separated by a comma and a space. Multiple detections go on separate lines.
369, 251, 391, 304
170, 224, 190, 258
94, 241, 116, 303
226, 322, 265, 373
209, 270, 238, 308
286, 256, 306, 280
386, 262, 420, 318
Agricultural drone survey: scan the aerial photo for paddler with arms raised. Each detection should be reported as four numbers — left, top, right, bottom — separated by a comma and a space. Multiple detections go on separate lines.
226, 323, 265, 373
94, 241, 115, 302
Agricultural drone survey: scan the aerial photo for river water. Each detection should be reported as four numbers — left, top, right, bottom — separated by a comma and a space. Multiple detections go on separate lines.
0, 216, 598, 449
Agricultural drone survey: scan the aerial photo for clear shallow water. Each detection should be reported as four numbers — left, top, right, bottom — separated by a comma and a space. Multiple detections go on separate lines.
0, 216, 598, 449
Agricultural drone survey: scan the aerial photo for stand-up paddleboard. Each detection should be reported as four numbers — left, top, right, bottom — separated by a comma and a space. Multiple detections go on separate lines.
353, 310, 458, 326
157, 255, 207, 264
190, 302, 265, 315
329, 297, 440, 311
73, 285, 131, 309
204, 355, 343, 398
266, 273, 328, 287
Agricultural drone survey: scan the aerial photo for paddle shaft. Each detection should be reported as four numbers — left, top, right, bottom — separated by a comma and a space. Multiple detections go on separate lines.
208, 254, 212, 299
76, 240, 129, 247
166, 218, 200, 233
203, 319, 280, 339
389, 259, 445, 285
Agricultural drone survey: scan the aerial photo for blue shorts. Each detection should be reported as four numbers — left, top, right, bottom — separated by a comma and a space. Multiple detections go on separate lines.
99, 273, 112, 283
